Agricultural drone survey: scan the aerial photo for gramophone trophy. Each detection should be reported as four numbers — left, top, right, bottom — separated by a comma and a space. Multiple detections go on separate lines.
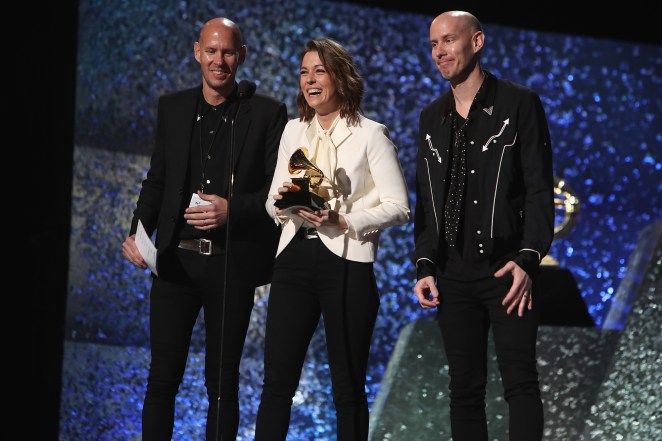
274, 147, 330, 211
537, 177, 593, 326
541, 176, 581, 266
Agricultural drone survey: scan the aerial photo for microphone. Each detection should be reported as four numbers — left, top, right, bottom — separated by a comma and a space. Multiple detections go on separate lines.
214, 78, 255, 441
237, 79, 256, 102
231, 80, 256, 123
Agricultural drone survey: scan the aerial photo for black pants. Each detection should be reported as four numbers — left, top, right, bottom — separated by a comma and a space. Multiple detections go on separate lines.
437, 276, 543, 441
255, 235, 379, 441
142, 247, 254, 441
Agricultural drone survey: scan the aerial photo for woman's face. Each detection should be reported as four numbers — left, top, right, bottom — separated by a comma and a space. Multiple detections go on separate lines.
299, 51, 340, 117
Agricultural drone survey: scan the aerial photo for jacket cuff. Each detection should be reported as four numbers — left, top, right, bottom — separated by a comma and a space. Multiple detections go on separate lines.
129, 217, 139, 236
416, 258, 437, 280
513, 250, 541, 278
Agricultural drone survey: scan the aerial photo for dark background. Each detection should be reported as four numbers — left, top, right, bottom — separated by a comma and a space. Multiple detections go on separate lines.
30, 1, 656, 439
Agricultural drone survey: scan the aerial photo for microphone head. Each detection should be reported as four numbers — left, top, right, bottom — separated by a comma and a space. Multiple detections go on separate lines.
237, 80, 256, 99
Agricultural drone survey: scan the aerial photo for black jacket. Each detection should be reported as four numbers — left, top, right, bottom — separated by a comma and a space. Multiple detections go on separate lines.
414, 71, 554, 279
130, 85, 288, 287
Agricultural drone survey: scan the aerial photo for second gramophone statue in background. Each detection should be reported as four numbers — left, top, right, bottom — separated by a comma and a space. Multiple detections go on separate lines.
274, 147, 331, 211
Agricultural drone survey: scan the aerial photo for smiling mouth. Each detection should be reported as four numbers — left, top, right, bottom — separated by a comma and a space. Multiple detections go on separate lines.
307, 88, 322, 96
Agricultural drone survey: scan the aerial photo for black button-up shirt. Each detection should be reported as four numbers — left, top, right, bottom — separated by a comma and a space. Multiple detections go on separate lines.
440, 105, 498, 281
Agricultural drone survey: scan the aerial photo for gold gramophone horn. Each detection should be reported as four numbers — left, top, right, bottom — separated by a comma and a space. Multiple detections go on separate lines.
288, 148, 325, 188
553, 176, 580, 240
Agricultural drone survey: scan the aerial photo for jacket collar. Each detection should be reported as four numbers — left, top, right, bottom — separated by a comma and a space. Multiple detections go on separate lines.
304, 114, 353, 149
475, 70, 497, 115
440, 70, 497, 125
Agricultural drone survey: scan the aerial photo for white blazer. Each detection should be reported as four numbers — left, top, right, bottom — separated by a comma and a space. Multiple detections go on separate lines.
265, 114, 410, 262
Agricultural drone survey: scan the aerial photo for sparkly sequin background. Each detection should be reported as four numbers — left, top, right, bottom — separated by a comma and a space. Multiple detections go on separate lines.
63, 0, 661, 439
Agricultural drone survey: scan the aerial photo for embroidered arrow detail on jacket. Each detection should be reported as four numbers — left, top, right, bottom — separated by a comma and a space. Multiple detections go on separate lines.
482, 119, 509, 152
426, 134, 442, 163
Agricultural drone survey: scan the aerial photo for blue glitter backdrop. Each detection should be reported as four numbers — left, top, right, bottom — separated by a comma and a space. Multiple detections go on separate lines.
63, 0, 661, 439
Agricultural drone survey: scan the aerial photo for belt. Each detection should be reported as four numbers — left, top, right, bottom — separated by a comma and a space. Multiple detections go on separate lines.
178, 238, 224, 255
297, 227, 319, 239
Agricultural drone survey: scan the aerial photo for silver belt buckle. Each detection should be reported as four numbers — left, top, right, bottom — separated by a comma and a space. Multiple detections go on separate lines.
304, 228, 318, 239
198, 238, 212, 255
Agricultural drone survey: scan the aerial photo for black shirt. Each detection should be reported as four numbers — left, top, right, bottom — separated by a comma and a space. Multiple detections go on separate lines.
178, 91, 236, 243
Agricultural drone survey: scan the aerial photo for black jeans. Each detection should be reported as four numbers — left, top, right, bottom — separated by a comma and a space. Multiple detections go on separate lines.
255, 235, 379, 441
142, 247, 254, 441
437, 276, 543, 441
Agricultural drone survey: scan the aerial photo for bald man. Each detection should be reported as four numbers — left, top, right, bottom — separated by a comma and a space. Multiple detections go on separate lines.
413, 11, 554, 441
122, 17, 287, 440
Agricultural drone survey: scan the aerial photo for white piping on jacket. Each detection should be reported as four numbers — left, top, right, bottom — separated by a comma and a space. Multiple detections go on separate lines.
519, 247, 542, 263
424, 157, 439, 235
490, 133, 518, 238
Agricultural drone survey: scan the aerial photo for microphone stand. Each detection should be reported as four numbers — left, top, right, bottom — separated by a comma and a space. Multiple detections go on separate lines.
213, 82, 251, 441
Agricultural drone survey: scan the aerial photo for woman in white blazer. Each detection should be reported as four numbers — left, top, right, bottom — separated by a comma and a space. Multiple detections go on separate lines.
255, 38, 410, 441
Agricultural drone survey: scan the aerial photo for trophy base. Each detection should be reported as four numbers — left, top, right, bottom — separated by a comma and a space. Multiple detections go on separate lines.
535, 265, 595, 326
274, 191, 328, 211
274, 177, 329, 211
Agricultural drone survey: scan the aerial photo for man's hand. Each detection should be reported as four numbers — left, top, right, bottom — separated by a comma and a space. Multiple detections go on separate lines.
495, 261, 532, 316
414, 276, 440, 309
122, 234, 147, 269
184, 191, 228, 230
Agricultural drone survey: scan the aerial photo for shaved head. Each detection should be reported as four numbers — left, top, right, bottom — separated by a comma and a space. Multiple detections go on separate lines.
431, 10, 482, 35
199, 17, 244, 47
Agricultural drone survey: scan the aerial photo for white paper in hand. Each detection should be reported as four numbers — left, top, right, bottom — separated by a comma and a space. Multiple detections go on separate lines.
190, 193, 212, 207
135, 220, 158, 276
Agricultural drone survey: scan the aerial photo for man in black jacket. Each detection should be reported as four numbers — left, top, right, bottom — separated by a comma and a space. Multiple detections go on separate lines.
413, 11, 554, 441
121, 17, 287, 440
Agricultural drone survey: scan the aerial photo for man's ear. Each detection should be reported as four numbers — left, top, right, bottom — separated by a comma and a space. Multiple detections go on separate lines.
473, 31, 484, 52
238, 45, 247, 66
194, 42, 201, 63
